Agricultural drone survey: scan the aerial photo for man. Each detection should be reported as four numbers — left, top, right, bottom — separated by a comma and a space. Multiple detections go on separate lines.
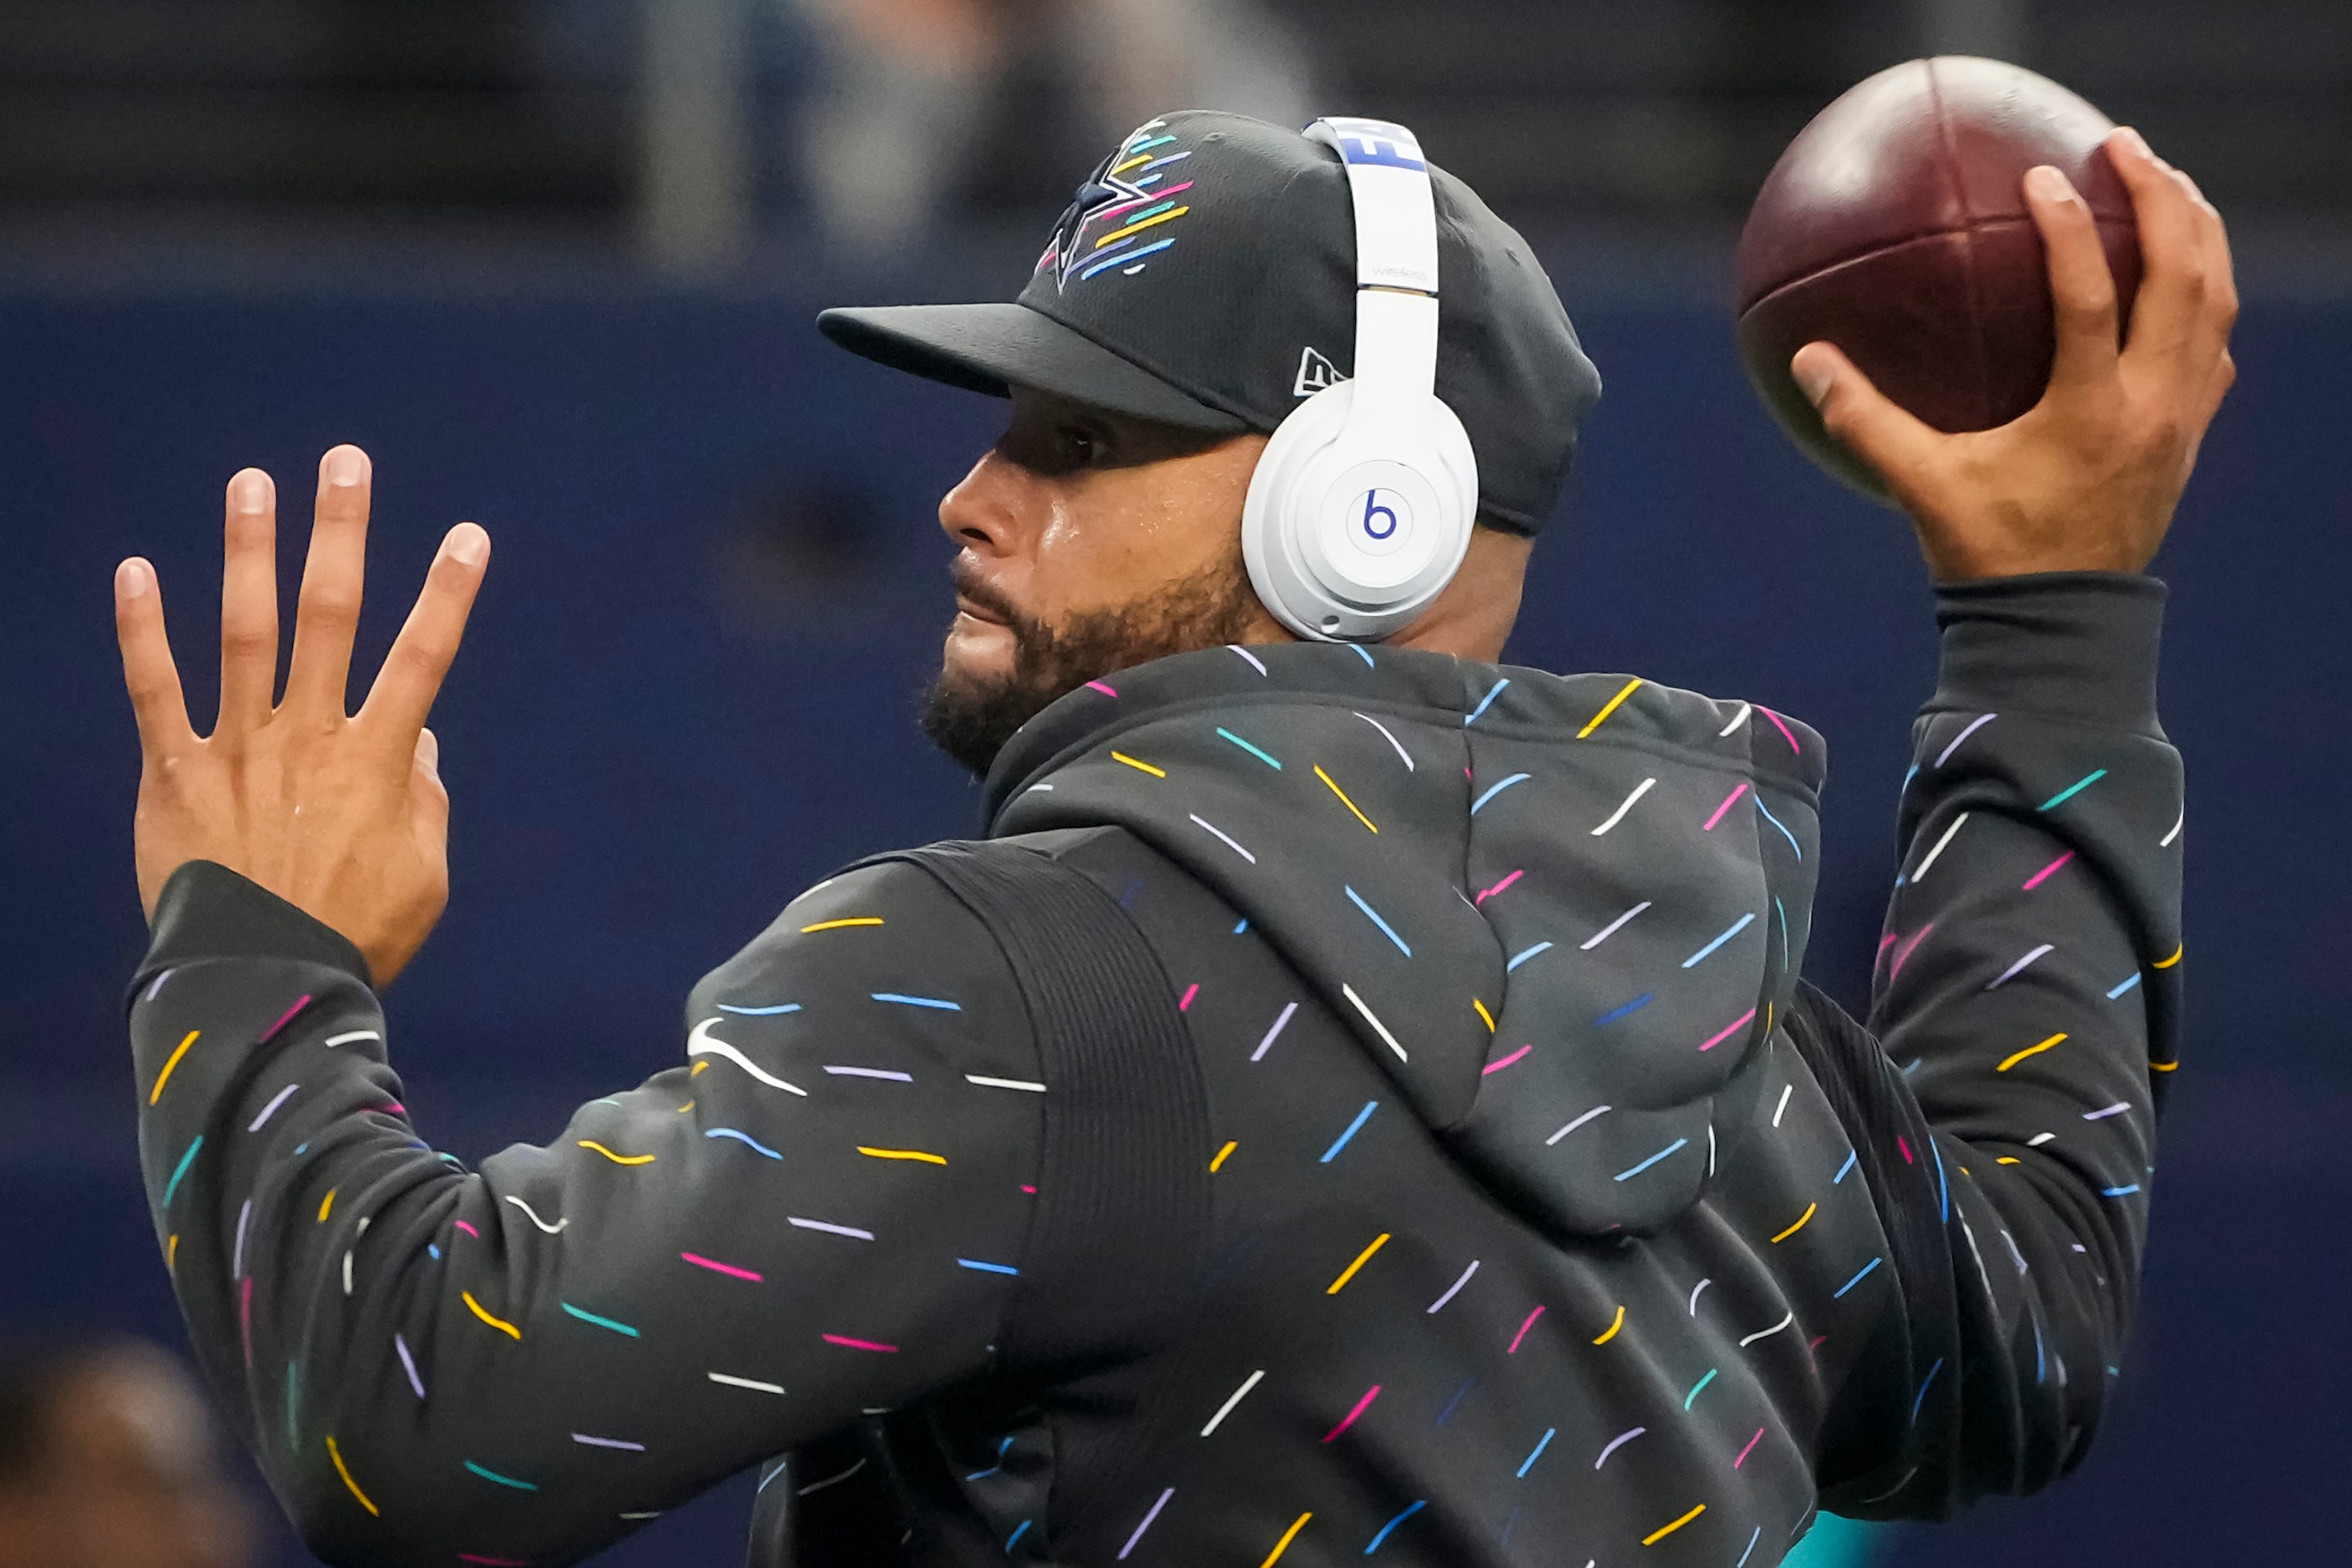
114, 112, 2232, 1565
0, 1334, 253, 1568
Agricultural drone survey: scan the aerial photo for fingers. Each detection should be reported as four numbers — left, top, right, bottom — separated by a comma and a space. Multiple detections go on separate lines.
358, 523, 491, 743
2107, 128, 2217, 375
2170, 164, 2241, 404
1791, 342, 1942, 493
217, 468, 280, 735
284, 445, 372, 720
115, 559, 195, 761
2022, 164, 2122, 395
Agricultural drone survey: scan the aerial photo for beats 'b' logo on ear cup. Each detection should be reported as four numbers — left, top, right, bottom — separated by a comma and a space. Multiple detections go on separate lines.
1354, 488, 1407, 549
1318, 460, 1443, 596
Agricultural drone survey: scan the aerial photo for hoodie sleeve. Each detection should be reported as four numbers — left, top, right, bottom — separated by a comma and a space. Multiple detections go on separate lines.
1823, 572, 2181, 1516
127, 858, 1044, 1566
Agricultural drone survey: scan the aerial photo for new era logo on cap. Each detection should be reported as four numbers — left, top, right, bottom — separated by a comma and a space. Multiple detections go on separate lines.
1294, 346, 1348, 397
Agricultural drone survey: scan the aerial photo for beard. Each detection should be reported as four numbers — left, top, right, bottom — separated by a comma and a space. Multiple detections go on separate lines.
921, 554, 1262, 777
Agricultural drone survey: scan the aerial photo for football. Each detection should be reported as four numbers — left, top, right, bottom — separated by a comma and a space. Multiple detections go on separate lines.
1736, 56, 2145, 495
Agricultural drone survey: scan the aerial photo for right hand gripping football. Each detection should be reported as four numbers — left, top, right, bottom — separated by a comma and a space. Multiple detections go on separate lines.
1791, 128, 2238, 583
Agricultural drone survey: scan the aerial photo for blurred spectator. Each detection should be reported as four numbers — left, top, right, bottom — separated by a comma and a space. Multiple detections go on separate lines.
0, 1335, 250, 1568
1067, 0, 1314, 159
792, 0, 1008, 252
788, 0, 1313, 252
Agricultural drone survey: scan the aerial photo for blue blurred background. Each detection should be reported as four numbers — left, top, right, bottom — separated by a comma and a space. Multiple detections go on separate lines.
2, 2, 2345, 1563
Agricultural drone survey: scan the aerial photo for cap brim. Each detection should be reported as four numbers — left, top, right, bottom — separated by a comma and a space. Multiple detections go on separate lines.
816, 302, 1250, 434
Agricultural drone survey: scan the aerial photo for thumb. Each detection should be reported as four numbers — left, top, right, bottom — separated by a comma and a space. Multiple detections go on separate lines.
1791, 342, 1941, 493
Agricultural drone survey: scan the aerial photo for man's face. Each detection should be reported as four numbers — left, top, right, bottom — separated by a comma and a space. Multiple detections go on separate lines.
922, 388, 1279, 774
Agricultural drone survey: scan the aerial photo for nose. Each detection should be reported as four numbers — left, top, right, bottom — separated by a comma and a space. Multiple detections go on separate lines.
938, 448, 1028, 557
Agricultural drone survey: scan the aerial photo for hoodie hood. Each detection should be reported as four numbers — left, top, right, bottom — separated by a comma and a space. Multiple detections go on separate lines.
986, 643, 1823, 1240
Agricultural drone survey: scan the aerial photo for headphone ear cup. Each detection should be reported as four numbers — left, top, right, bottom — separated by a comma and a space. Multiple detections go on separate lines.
1242, 382, 1479, 642
1242, 383, 1358, 639
1419, 390, 1479, 539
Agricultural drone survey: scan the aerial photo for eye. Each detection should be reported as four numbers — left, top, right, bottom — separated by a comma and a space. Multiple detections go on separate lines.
1056, 423, 1103, 471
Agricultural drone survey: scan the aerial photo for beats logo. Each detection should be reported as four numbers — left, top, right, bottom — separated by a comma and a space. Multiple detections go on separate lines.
1354, 488, 1408, 549
1306, 462, 1444, 608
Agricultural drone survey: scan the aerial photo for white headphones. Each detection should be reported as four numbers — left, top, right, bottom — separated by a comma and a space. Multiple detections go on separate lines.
1241, 117, 1479, 643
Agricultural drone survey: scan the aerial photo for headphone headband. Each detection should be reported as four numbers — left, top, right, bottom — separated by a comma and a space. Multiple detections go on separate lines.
1303, 118, 1442, 433
1304, 119, 1439, 295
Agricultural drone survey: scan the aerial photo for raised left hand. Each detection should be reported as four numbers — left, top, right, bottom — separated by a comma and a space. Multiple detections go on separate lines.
114, 445, 491, 985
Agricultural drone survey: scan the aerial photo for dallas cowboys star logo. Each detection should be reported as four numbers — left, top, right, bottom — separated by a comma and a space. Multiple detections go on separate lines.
1034, 119, 1196, 291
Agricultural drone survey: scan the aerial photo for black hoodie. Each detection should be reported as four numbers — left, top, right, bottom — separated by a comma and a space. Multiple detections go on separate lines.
128, 574, 2177, 1566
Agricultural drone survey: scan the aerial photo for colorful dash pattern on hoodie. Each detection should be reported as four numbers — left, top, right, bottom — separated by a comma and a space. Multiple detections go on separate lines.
129, 574, 2177, 1565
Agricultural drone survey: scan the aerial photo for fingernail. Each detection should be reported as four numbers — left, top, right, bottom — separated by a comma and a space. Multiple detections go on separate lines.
2026, 164, 2076, 204
1791, 352, 1835, 409
230, 468, 272, 514
447, 523, 488, 568
416, 727, 440, 775
322, 445, 369, 488
115, 559, 151, 599
2117, 126, 2159, 165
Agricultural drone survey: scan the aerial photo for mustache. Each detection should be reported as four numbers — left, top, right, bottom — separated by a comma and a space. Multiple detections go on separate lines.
950, 559, 1028, 630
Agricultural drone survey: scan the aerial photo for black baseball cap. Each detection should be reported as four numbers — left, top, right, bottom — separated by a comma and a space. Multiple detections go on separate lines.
817, 110, 1601, 534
